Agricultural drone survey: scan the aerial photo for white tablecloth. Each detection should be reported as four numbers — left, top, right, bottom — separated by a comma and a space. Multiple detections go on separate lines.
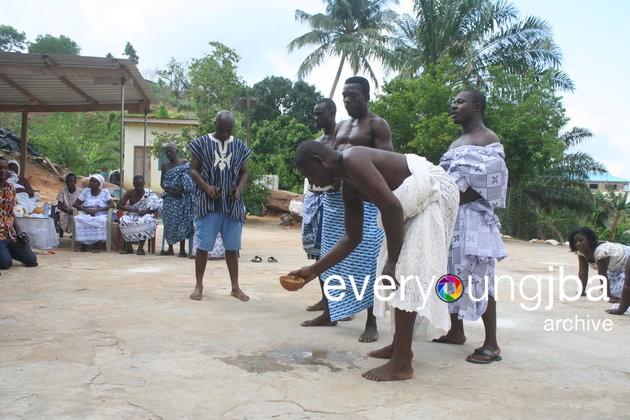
15, 216, 59, 249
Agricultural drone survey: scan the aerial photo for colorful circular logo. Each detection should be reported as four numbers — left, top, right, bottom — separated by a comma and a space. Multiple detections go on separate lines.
435, 274, 463, 302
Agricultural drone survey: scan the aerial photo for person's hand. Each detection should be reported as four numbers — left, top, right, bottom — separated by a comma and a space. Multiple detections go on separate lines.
230, 187, 242, 201
171, 187, 183, 197
205, 186, 220, 200
288, 266, 318, 284
380, 261, 399, 289
16, 232, 29, 245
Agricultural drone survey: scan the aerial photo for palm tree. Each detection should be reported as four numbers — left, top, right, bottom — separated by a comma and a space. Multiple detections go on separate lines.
287, 0, 399, 98
388, 0, 573, 91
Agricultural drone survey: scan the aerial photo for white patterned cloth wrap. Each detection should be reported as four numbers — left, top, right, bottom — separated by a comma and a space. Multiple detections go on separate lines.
74, 189, 112, 245
373, 155, 459, 338
119, 189, 161, 242
320, 191, 384, 321
580, 242, 630, 298
439, 143, 508, 321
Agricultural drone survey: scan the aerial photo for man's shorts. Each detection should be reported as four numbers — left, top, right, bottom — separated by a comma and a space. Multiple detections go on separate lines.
194, 212, 243, 251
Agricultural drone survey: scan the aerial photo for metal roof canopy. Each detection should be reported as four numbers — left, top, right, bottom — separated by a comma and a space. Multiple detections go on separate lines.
0, 52, 154, 113
0, 52, 155, 187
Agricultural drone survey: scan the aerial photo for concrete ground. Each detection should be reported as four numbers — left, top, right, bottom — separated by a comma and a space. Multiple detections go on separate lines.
1, 217, 628, 419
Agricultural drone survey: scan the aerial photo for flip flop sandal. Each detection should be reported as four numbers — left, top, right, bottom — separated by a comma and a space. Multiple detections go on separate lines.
465, 348, 502, 364
136, 249, 146, 255
250, 255, 262, 263
267, 256, 278, 263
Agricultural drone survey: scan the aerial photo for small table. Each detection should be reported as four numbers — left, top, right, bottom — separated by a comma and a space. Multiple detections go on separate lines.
15, 216, 59, 249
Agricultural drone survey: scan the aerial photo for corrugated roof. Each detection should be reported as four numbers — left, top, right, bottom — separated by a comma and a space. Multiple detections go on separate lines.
587, 172, 630, 183
0, 52, 155, 113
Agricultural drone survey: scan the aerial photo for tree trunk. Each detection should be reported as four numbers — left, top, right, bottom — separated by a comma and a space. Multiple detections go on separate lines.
329, 54, 346, 98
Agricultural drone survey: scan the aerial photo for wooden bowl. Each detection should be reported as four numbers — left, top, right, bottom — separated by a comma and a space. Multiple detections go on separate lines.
279, 275, 305, 291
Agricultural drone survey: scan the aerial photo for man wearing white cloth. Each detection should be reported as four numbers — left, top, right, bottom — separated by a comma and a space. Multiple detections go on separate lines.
290, 141, 458, 381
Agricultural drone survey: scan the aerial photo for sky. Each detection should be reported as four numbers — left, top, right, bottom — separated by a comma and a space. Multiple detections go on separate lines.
5, 0, 629, 179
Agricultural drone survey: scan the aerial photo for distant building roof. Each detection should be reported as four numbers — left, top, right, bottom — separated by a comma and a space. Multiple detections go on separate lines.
587, 172, 630, 183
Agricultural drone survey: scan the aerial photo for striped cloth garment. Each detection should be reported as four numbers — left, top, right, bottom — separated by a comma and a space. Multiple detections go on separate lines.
321, 191, 384, 321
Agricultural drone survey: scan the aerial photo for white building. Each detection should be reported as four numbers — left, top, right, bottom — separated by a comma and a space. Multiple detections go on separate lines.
122, 117, 199, 192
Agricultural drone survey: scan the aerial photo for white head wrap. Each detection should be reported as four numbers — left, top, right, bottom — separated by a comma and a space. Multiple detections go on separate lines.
89, 173, 105, 187
8, 159, 19, 174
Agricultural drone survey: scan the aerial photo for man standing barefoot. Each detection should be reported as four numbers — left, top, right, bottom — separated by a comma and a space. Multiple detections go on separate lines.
301, 76, 393, 343
188, 110, 251, 302
290, 142, 458, 380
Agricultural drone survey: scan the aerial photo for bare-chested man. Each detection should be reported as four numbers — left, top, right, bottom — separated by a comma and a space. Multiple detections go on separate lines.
434, 89, 508, 364
301, 76, 393, 343
303, 99, 337, 312
290, 141, 458, 380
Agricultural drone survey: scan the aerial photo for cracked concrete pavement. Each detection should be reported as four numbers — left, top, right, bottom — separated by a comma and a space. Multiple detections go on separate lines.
1, 217, 628, 418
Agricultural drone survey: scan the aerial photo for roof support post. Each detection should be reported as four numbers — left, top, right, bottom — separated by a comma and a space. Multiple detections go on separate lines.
119, 79, 126, 198
19, 111, 28, 177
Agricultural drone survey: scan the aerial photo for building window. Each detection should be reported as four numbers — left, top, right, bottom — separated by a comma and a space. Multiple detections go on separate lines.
589, 184, 598, 189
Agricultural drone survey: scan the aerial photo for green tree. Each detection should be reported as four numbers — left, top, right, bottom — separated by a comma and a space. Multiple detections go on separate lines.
22, 112, 119, 176
250, 115, 313, 191
188, 42, 246, 133
250, 76, 323, 127
484, 67, 602, 239
288, 0, 399, 97
123, 41, 139, 64
371, 61, 460, 161
387, 0, 572, 90
28, 34, 81, 55
0, 25, 26, 52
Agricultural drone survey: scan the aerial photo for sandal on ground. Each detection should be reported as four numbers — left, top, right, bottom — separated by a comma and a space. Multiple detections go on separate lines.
160, 249, 174, 256
120, 248, 134, 255
250, 255, 262, 263
465, 348, 502, 364
267, 256, 278, 263
136, 249, 146, 255
178, 252, 187, 258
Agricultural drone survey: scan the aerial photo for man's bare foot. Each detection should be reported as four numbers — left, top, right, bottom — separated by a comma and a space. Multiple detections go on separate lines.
306, 299, 325, 311
301, 313, 337, 327
367, 343, 391, 359
231, 288, 249, 301
362, 360, 413, 381
359, 325, 379, 342
431, 332, 466, 345
190, 287, 203, 300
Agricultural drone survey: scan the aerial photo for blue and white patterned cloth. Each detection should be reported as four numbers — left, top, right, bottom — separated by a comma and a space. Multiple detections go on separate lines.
188, 134, 251, 222
439, 143, 508, 321
161, 162, 195, 245
302, 190, 324, 260
320, 191, 384, 321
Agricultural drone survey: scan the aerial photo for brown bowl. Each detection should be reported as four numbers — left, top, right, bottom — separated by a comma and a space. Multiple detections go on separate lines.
279, 275, 305, 291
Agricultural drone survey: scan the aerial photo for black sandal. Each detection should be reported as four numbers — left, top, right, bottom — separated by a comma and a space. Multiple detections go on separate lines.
267, 256, 278, 263
250, 255, 262, 263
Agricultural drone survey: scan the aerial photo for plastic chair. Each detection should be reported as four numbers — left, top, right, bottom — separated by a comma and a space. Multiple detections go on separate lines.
113, 209, 158, 254
70, 208, 115, 251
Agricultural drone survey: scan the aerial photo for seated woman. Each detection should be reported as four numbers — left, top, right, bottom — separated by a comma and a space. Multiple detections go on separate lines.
73, 174, 115, 252
55, 173, 82, 238
569, 226, 630, 315
7, 160, 37, 213
117, 175, 161, 255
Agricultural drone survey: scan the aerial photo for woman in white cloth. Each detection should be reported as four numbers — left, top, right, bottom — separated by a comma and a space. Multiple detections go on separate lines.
7, 160, 37, 213
569, 226, 630, 315
117, 175, 161, 255
73, 174, 115, 252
